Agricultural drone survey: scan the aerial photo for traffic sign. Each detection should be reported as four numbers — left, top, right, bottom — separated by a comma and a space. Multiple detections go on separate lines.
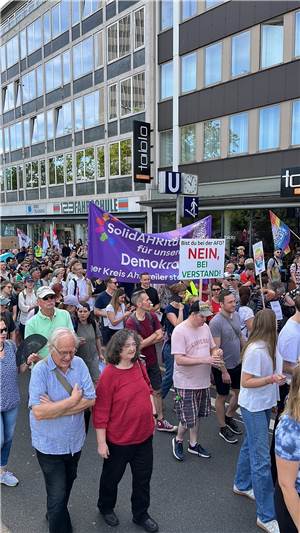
183, 197, 199, 219
158, 171, 181, 194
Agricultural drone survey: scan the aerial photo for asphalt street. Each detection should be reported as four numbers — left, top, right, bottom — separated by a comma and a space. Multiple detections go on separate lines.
2, 372, 262, 533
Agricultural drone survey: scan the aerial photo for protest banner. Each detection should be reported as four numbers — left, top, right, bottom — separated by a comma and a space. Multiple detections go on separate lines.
87, 204, 212, 283
252, 241, 265, 275
178, 239, 225, 280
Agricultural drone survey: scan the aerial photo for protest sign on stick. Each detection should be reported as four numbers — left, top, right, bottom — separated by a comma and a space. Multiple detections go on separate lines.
253, 241, 266, 309
178, 239, 225, 282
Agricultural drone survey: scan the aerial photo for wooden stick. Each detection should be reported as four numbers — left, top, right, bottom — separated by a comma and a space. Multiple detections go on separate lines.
290, 227, 300, 241
198, 279, 203, 301
259, 273, 265, 309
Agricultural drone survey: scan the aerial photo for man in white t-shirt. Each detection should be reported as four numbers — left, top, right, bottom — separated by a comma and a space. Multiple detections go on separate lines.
171, 301, 223, 461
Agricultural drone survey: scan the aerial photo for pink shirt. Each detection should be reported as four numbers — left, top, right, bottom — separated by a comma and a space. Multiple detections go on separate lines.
171, 321, 216, 390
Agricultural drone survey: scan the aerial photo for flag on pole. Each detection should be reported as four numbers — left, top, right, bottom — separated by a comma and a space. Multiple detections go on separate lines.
52, 227, 59, 249
42, 232, 50, 255
269, 210, 290, 255
16, 228, 31, 249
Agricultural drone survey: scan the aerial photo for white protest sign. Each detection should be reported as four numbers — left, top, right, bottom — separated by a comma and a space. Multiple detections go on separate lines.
270, 301, 283, 321
179, 239, 225, 280
252, 241, 266, 276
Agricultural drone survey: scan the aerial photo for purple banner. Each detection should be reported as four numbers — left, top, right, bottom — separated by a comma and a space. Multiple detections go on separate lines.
87, 204, 212, 283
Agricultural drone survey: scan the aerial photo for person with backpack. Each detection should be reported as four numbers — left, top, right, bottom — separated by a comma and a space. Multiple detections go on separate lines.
267, 249, 283, 284
126, 290, 177, 433
75, 303, 102, 385
66, 261, 94, 308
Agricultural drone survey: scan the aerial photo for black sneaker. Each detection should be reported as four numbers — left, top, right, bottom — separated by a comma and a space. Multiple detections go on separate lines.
188, 442, 211, 458
225, 416, 243, 435
219, 426, 238, 444
172, 437, 184, 461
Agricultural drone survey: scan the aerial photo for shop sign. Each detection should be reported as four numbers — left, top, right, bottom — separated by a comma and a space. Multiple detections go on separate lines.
133, 120, 151, 183
178, 239, 225, 280
52, 198, 129, 215
26, 205, 47, 215
281, 167, 300, 197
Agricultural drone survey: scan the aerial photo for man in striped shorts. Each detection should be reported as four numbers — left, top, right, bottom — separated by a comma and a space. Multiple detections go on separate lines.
171, 301, 223, 461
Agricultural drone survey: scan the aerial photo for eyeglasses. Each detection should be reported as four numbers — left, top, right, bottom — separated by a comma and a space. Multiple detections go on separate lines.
212, 288, 221, 292
42, 295, 56, 301
0, 327, 8, 333
53, 345, 76, 357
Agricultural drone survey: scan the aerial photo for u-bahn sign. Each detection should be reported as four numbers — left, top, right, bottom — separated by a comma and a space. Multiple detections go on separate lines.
281, 167, 300, 197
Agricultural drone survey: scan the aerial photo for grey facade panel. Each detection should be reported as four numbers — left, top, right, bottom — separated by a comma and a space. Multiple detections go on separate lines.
19, 190, 24, 201
82, 10, 103, 35
108, 121, 118, 137
179, 61, 300, 126
118, 0, 138, 13
109, 177, 132, 193
46, 88, 65, 106
23, 147, 30, 159
133, 49, 145, 68
96, 180, 106, 194
6, 63, 19, 81
15, 107, 21, 119
7, 191, 18, 202
94, 68, 104, 84
47, 140, 54, 152
106, 1, 116, 20
26, 189, 39, 200
55, 135, 72, 150
66, 184, 73, 196
135, 181, 146, 191
31, 143, 45, 157
158, 100, 173, 131
73, 73, 93, 94
63, 84, 71, 98
72, 24, 80, 41
40, 187, 47, 199
75, 131, 83, 146
120, 112, 145, 134
1, 194, 5, 204
1, 72, 7, 84
158, 29, 173, 64
3, 110, 14, 124
76, 182, 95, 196
22, 99, 38, 115
84, 125, 105, 142
20, 58, 27, 72
107, 55, 131, 80
49, 185, 65, 198
44, 42, 52, 58
179, 1, 300, 55
27, 48, 42, 68
178, 148, 300, 183
10, 149, 23, 162
35, 96, 44, 112
52, 31, 69, 54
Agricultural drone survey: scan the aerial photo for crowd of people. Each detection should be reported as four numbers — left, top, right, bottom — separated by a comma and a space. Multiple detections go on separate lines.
0, 241, 299, 533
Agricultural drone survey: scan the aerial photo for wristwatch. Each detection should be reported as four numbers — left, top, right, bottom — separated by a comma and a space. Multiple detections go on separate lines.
153, 413, 158, 419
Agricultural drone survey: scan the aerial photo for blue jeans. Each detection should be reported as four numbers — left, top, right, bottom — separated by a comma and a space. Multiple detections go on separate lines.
0, 406, 19, 467
234, 407, 276, 523
161, 341, 174, 399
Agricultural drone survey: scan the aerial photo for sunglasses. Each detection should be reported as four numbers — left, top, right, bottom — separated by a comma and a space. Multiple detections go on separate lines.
42, 295, 56, 301
0, 327, 8, 333
212, 288, 221, 291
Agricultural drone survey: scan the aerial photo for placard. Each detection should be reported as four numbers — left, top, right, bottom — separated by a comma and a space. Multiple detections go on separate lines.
252, 241, 265, 275
178, 239, 225, 280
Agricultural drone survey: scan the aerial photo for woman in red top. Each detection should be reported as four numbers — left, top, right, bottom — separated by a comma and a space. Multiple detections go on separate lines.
93, 329, 158, 533
207, 282, 222, 322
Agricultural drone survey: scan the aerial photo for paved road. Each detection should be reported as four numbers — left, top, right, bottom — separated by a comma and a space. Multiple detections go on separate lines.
2, 373, 261, 533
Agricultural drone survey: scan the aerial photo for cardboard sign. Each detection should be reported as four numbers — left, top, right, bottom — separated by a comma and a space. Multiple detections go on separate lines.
178, 239, 225, 280
0, 236, 19, 250
252, 241, 266, 275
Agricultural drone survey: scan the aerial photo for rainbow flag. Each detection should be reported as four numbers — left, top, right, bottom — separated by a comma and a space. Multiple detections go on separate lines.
269, 211, 290, 255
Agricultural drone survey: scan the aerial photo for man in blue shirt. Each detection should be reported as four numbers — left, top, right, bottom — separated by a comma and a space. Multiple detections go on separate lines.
29, 327, 95, 533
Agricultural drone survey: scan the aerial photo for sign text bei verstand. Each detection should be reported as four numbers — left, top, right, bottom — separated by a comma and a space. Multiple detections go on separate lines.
252, 241, 265, 276
179, 239, 225, 280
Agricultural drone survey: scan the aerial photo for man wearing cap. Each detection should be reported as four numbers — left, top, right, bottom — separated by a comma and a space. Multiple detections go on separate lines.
171, 301, 223, 461
267, 248, 283, 283
25, 286, 74, 360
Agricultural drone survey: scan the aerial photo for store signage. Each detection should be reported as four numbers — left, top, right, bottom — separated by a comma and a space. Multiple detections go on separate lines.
183, 197, 199, 219
281, 167, 300, 197
133, 120, 151, 183
178, 239, 225, 280
53, 198, 128, 215
158, 171, 182, 194
26, 205, 47, 215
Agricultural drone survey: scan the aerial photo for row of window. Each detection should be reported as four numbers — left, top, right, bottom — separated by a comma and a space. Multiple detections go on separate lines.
160, 0, 227, 30
161, 11, 300, 98
1, 6, 144, 73
160, 99, 300, 165
3, 139, 132, 191
108, 72, 145, 119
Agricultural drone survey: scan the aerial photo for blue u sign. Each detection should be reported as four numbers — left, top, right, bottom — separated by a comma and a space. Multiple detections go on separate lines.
166, 172, 181, 194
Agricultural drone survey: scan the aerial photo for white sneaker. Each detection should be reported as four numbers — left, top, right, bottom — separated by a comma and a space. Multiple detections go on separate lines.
0, 471, 19, 487
233, 484, 255, 501
257, 518, 280, 533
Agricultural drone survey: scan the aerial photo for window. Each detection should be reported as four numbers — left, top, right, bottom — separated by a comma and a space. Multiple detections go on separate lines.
161, 61, 173, 99
47, 110, 54, 139
6, 36, 19, 68
23, 119, 30, 147
108, 84, 117, 120
20, 30, 27, 59
84, 90, 100, 128
205, 42, 222, 86
72, 0, 81, 25
74, 98, 83, 130
52, 0, 69, 38
231, 31, 250, 77
45, 55, 62, 92
181, 125, 196, 163
32, 113, 45, 144
27, 18, 42, 55
73, 37, 93, 79
134, 8, 144, 50
9, 122, 22, 151
160, 130, 173, 166
291, 100, 300, 146
18, 165, 24, 189
0, 130, 3, 155
16, 81, 21, 107
109, 140, 132, 177
63, 51, 71, 84
206, 0, 225, 8
83, 0, 100, 18
44, 11, 51, 43
49, 155, 64, 185
56, 102, 72, 137
40, 160, 46, 186
26, 162, 39, 188
94, 31, 103, 68
229, 113, 248, 154
107, 15, 131, 62
5, 167, 18, 191
133, 73, 145, 113
120, 139, 132, 175
259, 105, 280, 150
119, 15, 130, 58
1, 46, 6, 72
36, 65, 43, 97
261, 18, 283, 69
22, 71, 36, 103
295, 11, 300, 57
181, 52, 197, 93
3, 83, 14, 113
4, 128, 10, 152
120, 78, 131, 116
97, 146, 105, 178
203, 119, 221, 159
107, 23, 118, 61
66, 153, 73, 182
161, 0, 173, 30
181, 0, 197, 20
76, 148, 96, 180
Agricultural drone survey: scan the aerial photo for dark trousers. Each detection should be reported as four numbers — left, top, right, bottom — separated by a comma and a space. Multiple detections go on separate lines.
274, 482, 299, 533
98, 436, 153, 522
270, 383, 289, 484
36, 449, 81, 533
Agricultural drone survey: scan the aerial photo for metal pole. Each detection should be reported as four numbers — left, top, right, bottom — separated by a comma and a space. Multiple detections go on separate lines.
176, 194, 181, 228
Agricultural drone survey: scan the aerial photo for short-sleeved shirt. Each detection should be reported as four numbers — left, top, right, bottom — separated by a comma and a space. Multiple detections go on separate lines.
106, 303, 126, 330
29, 354, 95, 455
275, 414, 300, 493
164, 303, 190, 339
290, 263, 300, 286
171, 321, 216, 390
209, 312, 241, 369
238, 305, 254, 339
276, 318, 300, 379
126, 312, 161, 368
76, 322, 101, 382
25, 308, 74, 358
94, 291, 112, 327
267, 257, 282, 281
133, 286, 160, 307
238, 341, 279, 412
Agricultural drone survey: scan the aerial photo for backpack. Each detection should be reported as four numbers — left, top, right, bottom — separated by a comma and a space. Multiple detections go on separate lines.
129, 311, 156, 336
71, 278, 78, 296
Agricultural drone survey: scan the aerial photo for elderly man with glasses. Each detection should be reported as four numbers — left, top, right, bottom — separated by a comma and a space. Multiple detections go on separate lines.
25, 286, 74, 362
29, 328, 95, 533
